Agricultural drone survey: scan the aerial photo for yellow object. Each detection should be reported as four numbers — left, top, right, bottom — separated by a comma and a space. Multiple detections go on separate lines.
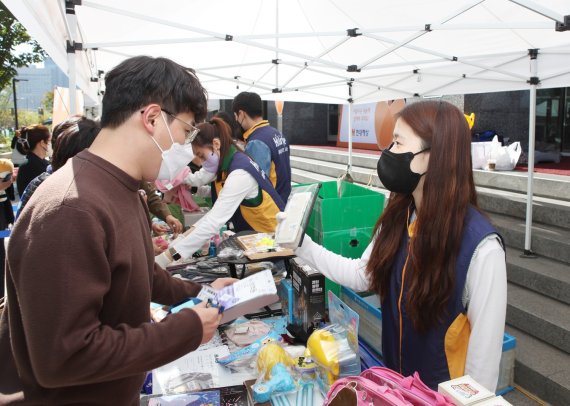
307, 329, 340, 384
256, 237, 275, 248
256, 343, 292, 380
444, 313, 471, 379
0, 158, 14, 174
464, 113, 475, 129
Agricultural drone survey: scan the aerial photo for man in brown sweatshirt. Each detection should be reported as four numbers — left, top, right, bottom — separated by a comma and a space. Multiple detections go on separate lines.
0, 56, 234, 405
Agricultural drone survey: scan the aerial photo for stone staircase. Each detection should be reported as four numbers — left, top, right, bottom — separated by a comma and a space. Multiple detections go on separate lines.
290, 145, 570, 406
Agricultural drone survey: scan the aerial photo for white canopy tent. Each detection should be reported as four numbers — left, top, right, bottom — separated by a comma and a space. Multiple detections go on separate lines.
4, 0, 570, 254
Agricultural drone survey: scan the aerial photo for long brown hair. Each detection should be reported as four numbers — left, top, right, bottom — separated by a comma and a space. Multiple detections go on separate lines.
367, 100, 478, 332
194, 117, 236, 181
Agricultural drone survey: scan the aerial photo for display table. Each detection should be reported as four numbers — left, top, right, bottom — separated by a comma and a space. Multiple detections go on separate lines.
217, 231, 295, 279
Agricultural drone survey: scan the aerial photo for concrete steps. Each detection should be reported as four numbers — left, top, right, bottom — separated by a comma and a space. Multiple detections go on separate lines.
489, 212, 570, 265
290, 145, 570, 405
477, 187, 570, 230
506, 284, 570, 354
507, 250, 570, 305
506, 325, 570, 406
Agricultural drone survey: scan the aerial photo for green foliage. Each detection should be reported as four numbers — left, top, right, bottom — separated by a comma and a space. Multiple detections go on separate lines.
0, 85, 43, 132
0, 3, 46, 90
41, 89, 54, 115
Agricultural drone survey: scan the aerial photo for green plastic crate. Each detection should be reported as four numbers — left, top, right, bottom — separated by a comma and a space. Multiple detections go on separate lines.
307, 226, 374, 259
307, 225, 375, 300
294, 181, 384, 303
303, 181, 385, 233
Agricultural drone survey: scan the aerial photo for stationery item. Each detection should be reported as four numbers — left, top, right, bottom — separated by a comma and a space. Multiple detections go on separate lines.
475, 396, 513, 406
166, 270, 280, 323
217, 331, 283, 368
153, 346, 254, 395
143, 384, 248, 406
217, 269, 280, 323
438, 375, 496, 406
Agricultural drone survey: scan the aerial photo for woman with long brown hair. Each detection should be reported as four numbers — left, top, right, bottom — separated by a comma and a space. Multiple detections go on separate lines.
156, 117, 285, 265
296, 100, 506, 391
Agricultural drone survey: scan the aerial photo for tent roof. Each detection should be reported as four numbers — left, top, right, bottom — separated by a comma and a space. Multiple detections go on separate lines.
4, 0, 570, 105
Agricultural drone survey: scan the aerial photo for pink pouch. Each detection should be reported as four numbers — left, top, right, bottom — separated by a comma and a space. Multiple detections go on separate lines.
325, 376, 413, 406
360, 367, 455, 406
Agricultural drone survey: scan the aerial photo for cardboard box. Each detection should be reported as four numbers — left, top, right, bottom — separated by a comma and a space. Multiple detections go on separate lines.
291, 257, 326, 333
438, 375, 495, 405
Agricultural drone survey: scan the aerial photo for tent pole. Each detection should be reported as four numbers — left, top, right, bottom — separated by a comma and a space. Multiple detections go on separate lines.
347, 81, 354, 173
523, 49, 538, 257
66, 4, 78, 115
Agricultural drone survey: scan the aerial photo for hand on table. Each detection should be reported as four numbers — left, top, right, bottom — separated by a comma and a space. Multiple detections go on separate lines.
192, 301, 223, 344
210, 277, 238, 290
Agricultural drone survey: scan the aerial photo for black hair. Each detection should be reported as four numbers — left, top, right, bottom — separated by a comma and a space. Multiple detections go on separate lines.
51, 116, 101, 171
232, 91, 262, 118
15, 125, 50, 155
213, 111, 244, 141
100, 56, 208, 128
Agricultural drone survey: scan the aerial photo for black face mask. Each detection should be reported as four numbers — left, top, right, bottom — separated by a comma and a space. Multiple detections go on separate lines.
377, 143, 430, 195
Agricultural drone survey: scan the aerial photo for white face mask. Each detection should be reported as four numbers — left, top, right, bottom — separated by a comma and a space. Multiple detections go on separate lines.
149, 112, 195, 188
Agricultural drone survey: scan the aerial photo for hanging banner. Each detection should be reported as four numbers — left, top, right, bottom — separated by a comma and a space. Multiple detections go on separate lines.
52, 87, 85, 128
337, 99, 405, 150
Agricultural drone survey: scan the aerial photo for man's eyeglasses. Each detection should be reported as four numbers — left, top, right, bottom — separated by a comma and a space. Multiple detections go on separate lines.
160, 109, 200, 144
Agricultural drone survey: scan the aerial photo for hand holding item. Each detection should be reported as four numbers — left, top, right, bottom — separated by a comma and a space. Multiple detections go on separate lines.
152, 222, 170, 235
210, 277, 238, 290
153, 236, 169, 254
192, 301, 223, 344
165, 214, 183, 235
275, 211, 287, 224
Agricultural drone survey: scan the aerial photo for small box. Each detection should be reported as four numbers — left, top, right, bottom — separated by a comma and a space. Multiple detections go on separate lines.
278, 278, 294, 325
291, 257, 326, 333
438, 375, 495, 405
475, 396, 513, 406
496, 333, 516, 395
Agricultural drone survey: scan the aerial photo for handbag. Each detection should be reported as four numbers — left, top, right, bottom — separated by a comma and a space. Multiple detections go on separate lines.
325, 367, 455, 406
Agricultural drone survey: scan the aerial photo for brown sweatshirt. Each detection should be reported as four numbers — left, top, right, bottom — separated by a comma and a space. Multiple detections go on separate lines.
0, 150, 203, 405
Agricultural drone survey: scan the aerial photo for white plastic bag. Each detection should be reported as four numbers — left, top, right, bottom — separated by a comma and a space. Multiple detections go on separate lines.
490, 136, 521, 170
471, 141, 493, 169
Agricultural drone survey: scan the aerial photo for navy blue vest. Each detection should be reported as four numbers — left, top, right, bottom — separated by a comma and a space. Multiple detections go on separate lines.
246, 124, 291, 202
381, 207, 502, 389
212, 151, 285, 233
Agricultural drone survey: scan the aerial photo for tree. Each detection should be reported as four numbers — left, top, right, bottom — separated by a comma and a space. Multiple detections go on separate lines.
41, 89, 54, 116
0, 3, 46, 90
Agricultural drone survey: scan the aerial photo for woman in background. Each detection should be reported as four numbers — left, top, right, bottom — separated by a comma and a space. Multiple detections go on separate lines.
18, 117, 100, 216
156, 117, 284, 266
14, 125, 51, 197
